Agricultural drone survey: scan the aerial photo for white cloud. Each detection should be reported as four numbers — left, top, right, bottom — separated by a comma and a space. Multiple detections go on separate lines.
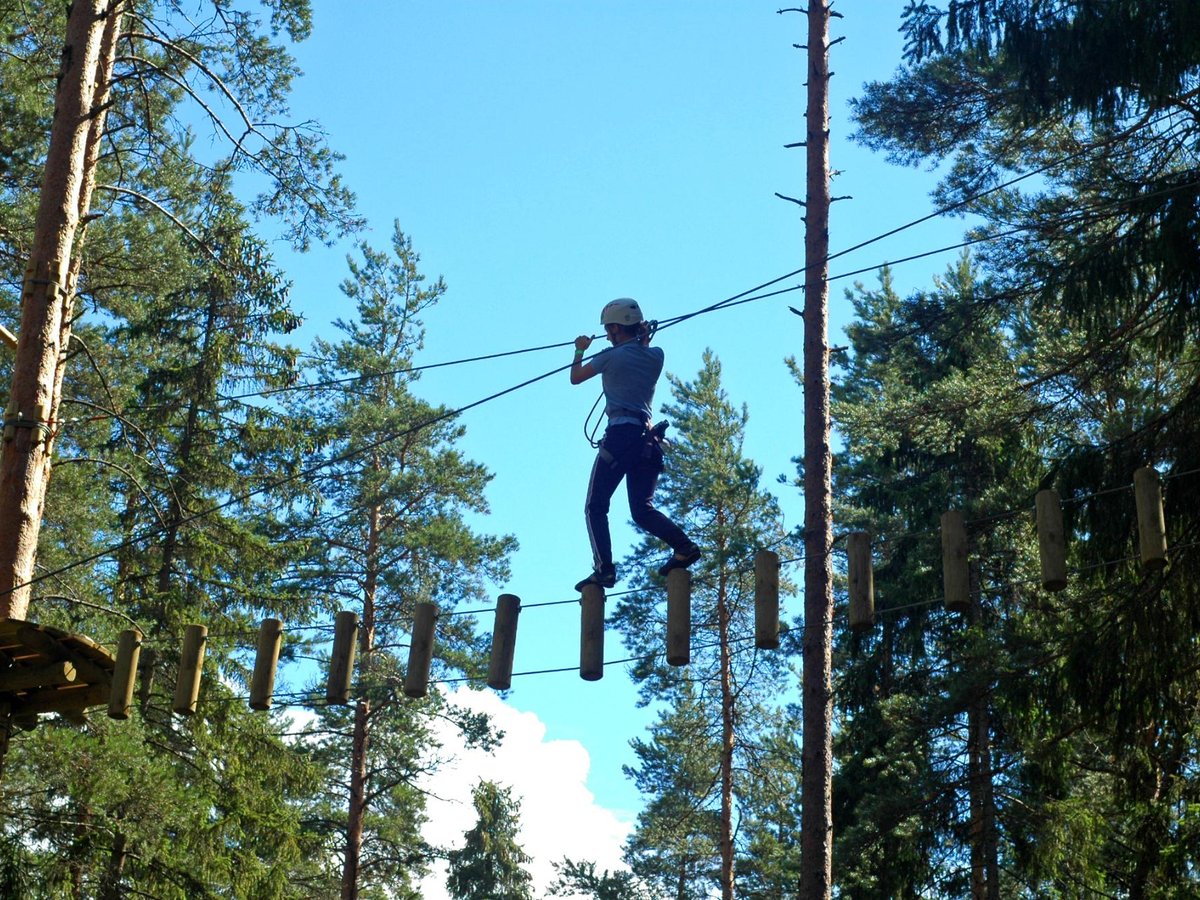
419, 686, 633, 899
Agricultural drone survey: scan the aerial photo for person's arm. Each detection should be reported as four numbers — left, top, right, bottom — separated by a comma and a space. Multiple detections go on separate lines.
570, 335, 598, 384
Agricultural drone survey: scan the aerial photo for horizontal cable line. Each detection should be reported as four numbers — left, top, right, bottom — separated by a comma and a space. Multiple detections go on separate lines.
90, 114, 1181, 421
45, 458, 1197, 644
77, 529, 1200, 653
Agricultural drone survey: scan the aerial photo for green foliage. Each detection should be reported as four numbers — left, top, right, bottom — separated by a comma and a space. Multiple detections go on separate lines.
850, 4, 1200, 891
622, 689, 721, 900
900, 1, 1200, 121
288, 223, 513, 896
445, 780, 534, 900
609, 352, 799, 896
548, 857, 649, 900
826, 257, 1036, 897
0, 2, 363, 897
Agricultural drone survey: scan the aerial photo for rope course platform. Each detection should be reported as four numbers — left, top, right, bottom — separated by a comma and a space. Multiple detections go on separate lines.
0, 618, 114, 726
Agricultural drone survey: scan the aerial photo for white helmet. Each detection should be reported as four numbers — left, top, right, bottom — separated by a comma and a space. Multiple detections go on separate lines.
600, 298, 644, 326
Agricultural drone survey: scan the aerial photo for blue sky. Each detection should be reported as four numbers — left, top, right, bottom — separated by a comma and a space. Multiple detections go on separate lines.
268, 3, 970, 892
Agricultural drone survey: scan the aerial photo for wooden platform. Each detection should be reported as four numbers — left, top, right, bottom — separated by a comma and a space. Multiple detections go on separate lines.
0, 619, 114, 723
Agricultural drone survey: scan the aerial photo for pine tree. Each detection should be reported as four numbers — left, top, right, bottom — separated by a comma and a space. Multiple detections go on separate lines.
288, 223, 514, 898
0, 3, 356, 892
445, 780, 534, 900
548, 857, 649, 900
622, 688, 721, 900
0, 181, 337, 897
610, 351, 795, 898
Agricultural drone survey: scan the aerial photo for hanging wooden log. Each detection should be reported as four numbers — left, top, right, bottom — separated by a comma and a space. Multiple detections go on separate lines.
847, 531, 875, 631
941, 510, 970, 614
326, 610, 358, 706
1035, 489, 1068, 591
754, 549, 780, 650
404, 602, 438, 699
1133, 466, 1168, 570
487, 594, 521, 691
579, 583, 605, 681
172, 624, 207, 716
107, 629, 141, 720
666, 569, 691, 666
249, 618, 284, 711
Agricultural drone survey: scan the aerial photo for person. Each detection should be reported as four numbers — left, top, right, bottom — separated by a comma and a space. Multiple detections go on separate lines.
570, 298, 701, 591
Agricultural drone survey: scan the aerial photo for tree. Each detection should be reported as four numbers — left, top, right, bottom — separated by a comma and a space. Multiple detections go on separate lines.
445, 780, 534, 900
0, 3, 357, 894
796, 5, 836, 896
622, 686, 723, 900
289, 223, 514, 898
824, 257, 1043, 898
849, 6, 1200, 892
0, 0, 360, 618
735, 708, 803, 899
548, 857, 649, 900
611, 351, 795, 898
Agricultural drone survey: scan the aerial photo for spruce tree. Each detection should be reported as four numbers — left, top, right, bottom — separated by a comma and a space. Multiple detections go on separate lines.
850, 6, 1200, 889
445, 780, 534, 900
825, 257, 1045, 898
0, 2, 357, 893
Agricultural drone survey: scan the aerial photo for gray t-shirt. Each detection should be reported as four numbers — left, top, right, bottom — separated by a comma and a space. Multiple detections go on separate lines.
591, 342, 664, 426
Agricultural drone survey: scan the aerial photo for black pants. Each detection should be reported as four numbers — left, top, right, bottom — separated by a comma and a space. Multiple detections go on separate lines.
584, 424, 691, 570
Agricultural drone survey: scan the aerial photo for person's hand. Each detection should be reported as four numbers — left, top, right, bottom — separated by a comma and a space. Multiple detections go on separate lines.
575, 335, 593, 352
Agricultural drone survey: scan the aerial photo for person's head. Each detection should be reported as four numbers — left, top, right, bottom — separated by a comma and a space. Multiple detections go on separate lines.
600, 298, 644, 344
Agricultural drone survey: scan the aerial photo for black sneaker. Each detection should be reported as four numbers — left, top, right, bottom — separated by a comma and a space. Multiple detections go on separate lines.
657, 544, 701, 577
575, 564, 617, 592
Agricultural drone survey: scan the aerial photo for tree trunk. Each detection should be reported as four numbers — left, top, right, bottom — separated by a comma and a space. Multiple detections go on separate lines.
717, 562, 735, 900
0, 0, 125, 619
98, 831, 128, 900
155, 280, 222, 597
966, 569, 1000, 900
341, 503, 381, 900
967, 696, 1000, 899
0, 701, 10, 784
800, 2, 834, 899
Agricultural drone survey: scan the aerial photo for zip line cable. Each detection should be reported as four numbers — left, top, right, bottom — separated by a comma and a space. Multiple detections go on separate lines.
98, 108, 1182, 418
63, 510, 1200, 657
107, 163, 1186, 434
16, 357, 577, 598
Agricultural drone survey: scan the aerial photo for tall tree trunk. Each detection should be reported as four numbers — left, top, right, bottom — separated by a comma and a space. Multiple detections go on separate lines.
717, 561, 735, 900
800, 2, 834, 898
0, 701, 10, 784
966, 567, 999, 900
98, 831, 128, 900
967, 696, 1000, 899
341, 503, 381, 900
69, 804, 92, 899
0, 0, 125, 619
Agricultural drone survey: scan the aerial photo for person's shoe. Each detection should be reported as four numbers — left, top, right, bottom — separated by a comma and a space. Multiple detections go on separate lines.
658, 544, 702, 577
575, 564, 617, 592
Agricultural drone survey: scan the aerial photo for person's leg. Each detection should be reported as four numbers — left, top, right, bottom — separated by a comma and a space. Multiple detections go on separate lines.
621, 435, 696, 559
581, 443, 625, 583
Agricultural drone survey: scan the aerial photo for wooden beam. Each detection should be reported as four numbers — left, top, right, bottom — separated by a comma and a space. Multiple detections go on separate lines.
17, 624, 110, 686
11, 683, 108, 716
0, 659, 76, 692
